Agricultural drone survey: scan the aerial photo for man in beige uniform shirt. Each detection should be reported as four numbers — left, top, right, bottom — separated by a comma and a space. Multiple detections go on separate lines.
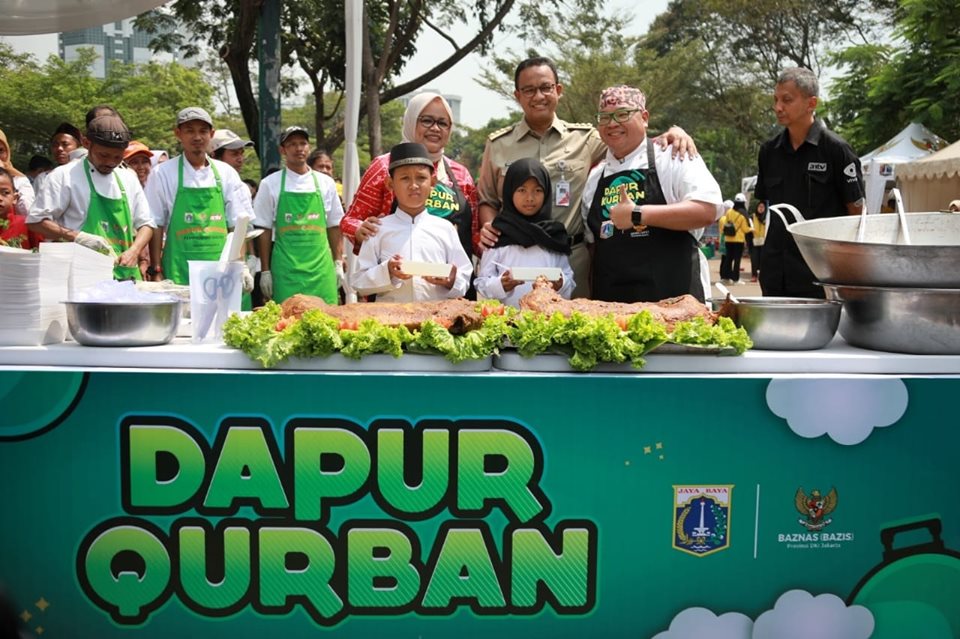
477, 56, 696, 298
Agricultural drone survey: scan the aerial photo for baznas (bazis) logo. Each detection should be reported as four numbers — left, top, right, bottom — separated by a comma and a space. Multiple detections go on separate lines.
673, 485, 732, 556
796, 486, 837, 531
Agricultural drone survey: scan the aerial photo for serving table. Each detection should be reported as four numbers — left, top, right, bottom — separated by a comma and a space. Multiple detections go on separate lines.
1, 337, 958, 638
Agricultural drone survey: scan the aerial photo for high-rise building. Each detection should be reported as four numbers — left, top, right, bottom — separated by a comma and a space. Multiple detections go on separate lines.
59, 18, 165, 78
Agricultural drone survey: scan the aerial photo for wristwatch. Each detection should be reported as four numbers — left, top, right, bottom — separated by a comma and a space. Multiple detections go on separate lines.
631, 205, 645, 230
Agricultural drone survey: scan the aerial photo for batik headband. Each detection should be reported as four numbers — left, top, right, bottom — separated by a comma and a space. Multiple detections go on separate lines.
598, 85, 646, 111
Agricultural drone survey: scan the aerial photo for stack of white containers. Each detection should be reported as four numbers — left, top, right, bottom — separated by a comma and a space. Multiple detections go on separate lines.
0, 244, 113, 346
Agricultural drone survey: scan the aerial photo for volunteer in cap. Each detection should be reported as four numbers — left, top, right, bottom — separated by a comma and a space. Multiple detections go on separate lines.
123, 141, 154, 187
209, 129, 255, 172
28, 115, 155, 280
146, 106, 254, 286
253, 126, 344, 304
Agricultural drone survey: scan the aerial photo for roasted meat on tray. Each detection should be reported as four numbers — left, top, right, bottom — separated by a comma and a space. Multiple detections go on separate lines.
279, 294, 484, 334
519, 277, 716, 331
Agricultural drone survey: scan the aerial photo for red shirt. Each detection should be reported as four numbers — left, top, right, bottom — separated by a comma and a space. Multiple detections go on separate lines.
1, 209, 43, 250
340, 153, 481, 256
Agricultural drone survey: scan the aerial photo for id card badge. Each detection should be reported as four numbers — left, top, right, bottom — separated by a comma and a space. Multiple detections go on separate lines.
555, 179, 571, 207
600, 220, 615, 240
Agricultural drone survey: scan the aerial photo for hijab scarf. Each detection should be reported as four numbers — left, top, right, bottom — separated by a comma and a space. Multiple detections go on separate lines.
0, 129, 26, 178
493, 158, 570, 255
401, 92, 454, 183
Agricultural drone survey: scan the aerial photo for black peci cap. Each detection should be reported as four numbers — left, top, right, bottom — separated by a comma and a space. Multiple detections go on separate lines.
388, 142, 433, 174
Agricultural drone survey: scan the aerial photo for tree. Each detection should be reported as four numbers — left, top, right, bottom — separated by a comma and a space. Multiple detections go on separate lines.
828, 0, 960, 151
0, 45, 214, 165
137, 0, 528, 159
475, 0, 773, 195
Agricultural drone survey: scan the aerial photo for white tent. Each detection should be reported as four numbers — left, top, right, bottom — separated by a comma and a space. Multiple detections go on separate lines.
860, 122, 946, 213
897, 139, 960, 212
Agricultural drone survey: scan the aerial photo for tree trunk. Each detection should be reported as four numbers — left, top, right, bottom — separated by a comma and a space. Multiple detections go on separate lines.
361, 12, 382, 157
220, 0, 262, 156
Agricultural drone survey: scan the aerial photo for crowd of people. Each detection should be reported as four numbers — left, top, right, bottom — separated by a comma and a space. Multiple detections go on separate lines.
1, 58, 879, 309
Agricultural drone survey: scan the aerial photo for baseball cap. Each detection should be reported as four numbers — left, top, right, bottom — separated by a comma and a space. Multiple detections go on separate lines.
123, 141, 153, 161
734, 192, 747, 203
209, 129, 254, 153
388, 142, 433, 173
279, 126, 310, 145
176, 107, 214, 127
86, 115, 132, 149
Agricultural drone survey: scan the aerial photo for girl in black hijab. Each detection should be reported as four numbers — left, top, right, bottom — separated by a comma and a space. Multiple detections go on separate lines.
475, 158, 575, 306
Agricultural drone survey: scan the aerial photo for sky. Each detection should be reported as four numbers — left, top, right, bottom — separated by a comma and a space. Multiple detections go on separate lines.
0, 0, 671, 128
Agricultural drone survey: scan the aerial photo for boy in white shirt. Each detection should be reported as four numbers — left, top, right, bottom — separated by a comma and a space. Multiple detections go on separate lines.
351, 143, 472, 302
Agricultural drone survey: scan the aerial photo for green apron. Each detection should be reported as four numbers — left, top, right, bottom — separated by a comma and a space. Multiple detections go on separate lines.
271, 169, 337, 304
81, 159, 140, 280
162, 156, 228, 285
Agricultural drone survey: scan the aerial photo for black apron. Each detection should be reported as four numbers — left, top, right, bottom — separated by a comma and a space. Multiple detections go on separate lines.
587, 139, 702, 302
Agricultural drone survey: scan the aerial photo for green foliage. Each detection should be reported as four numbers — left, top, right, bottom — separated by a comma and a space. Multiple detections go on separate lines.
101, 61, 215, 152
448, 115, 518, 174
0, 45, 213, 166
827, 0, 960, 151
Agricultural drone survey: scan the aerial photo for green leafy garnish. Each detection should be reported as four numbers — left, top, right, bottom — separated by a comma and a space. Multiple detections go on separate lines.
669, 316, 752, 354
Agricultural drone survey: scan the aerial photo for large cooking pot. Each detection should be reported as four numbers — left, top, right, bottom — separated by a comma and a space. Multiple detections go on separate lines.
768, 203, 960, 287
847, 517, 960, 638
819, 283, 960, 355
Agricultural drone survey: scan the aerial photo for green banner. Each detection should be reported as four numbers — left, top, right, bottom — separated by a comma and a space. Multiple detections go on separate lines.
1, 371, 958, 638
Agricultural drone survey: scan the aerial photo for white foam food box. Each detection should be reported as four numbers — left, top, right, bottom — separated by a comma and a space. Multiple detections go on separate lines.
509, 266, 562, 281
400, 261, 452, 277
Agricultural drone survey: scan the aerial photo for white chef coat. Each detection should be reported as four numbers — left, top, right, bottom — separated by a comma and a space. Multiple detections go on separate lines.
580, 139, 724, 244
253, 167, 344, 230
351, 208, 473, 302
145, 155, 253, 228
27, 159, 155, 230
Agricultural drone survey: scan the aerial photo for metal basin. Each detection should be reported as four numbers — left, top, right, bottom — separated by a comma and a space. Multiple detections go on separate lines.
787, 212, 960, 287
65, 301, 181, 347
820, 284, 960, 354
713, 297, 841, 350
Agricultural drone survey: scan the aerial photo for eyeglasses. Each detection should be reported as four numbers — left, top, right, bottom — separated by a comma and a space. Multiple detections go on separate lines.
417, 116, 451, 130
518, 83, 557, 98
596, 108, 642, 126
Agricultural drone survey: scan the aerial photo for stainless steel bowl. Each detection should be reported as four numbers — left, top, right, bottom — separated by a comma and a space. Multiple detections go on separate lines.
820, 284, 960, 354
64, 301, 181, 347
789, 213, 960, 287
713, 297, 841, 350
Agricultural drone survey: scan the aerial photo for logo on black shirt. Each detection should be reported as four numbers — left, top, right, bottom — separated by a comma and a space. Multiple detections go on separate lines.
808, 162, 827, 172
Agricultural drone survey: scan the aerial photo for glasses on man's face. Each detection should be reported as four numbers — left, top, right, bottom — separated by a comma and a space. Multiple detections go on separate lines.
518, 83, 557, 98
596, 108, 642, 126
417, 116, 451, 130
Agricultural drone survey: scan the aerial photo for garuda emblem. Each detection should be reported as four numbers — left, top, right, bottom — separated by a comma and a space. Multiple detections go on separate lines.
795, 487, 838, 531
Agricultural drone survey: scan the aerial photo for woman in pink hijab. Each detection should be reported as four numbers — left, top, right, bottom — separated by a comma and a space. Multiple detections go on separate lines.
340, 92, 479, 258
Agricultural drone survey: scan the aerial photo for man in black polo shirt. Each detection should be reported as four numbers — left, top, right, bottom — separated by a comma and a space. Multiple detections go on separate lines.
755, 67, 863, 298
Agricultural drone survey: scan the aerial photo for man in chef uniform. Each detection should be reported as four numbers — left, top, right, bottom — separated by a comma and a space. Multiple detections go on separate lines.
253, 126, 344, 304
27, 114, 154, 280
581, 85, 723, 302
145, 106, 254, 289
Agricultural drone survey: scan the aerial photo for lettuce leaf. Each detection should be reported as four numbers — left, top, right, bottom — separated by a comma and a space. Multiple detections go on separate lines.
669, 316, 753, 354
339, 319, 413, 359
507, 310, 666, 372
223, 299, 749, 369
